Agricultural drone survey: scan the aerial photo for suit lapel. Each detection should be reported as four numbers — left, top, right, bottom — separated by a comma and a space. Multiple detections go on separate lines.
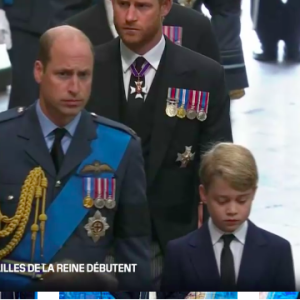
188, 223, 220, 286
58, 110, 97, 179
146, 39, 194, 187
237, 220, 268, 289
91, 39, 123, 122
17, 104, 56, 178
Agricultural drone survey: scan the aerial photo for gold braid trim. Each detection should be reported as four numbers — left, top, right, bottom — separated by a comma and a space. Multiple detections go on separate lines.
0, 167, 48, 261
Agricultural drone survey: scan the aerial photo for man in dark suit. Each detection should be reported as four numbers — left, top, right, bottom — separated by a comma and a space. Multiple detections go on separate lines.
65, 1, 221, 64
87, 0, 232, 288
251, 0, 300, 62
0, 25, 150, 291
161, 143, 295, 291
191, 0, 248, 99
2, 0, 95, 109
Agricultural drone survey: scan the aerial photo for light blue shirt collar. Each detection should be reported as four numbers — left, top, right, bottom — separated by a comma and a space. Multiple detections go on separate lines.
36, 100, 81, 138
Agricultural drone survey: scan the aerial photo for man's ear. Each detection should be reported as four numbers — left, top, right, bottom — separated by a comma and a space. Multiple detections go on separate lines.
34, 60, 44, 84
199, 184, 208, 205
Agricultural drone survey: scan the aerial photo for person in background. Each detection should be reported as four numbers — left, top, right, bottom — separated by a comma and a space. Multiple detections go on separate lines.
0, 0, 11, 92
161, 143, 295, 291
251, 0, 300, 62
2, 0, 97, 109
190, 0, 248, 100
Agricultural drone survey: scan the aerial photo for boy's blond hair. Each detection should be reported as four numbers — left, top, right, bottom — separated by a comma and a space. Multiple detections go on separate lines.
200, 143, 258, 191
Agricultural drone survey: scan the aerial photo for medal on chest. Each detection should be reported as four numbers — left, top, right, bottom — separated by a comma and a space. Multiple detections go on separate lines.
130, 60, 151, 99
130, 80, 147, 99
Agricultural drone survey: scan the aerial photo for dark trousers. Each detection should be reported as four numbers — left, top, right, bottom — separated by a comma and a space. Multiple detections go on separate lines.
251, 0, 300, 51
7, 28, 40, 109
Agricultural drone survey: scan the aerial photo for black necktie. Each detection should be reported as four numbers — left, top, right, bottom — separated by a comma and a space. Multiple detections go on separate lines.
127, 57, 147, 129
50, 128, 67, 172
220, 234, 236, 290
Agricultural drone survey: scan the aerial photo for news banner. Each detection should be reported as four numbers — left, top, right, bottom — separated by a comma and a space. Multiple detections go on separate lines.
0, 263, 298, 299
0, 263, 137, 273
5, 292, 299, 299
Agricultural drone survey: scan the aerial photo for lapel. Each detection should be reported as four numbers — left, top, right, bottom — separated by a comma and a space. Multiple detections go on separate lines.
188, 222, 220, 286
237, 220, 268, 289
146, 39, 195, 187
91, 38, 123, 122
58, 110, 97, 179
17, 104, 56, 178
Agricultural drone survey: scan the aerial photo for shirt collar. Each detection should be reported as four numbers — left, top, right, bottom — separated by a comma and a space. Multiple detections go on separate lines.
36, 100, 81, 138
120, 35, 165, 73
208, 218, 248, 246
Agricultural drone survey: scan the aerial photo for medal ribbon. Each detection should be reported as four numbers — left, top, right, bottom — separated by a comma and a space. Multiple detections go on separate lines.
108, 178, 116, 199
130, 61, 151, 78
95, 178, 103, 199
197, 91, 209, 113
83, 178, 94, 198
104, 178, 109, 199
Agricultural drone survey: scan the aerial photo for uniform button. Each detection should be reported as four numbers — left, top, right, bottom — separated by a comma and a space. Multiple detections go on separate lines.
7, 195, 14, 200
55, 180, 61, 188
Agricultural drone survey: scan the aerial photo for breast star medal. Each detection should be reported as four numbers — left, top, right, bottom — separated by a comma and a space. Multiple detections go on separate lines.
176, 146, 195, 168
130, 80, 147, 99
84, 210, 109, 242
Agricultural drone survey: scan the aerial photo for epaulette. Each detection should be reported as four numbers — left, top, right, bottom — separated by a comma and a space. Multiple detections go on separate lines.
90, 112, 138, 139
0, 107, 26, 123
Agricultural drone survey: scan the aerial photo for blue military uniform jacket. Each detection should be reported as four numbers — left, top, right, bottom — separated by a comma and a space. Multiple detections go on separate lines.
0, 104, 151, 291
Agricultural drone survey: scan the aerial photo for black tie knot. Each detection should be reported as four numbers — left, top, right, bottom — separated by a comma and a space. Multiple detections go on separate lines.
134, 57, 146, 72
53, 128, 67, 142
222, 234, 235, 247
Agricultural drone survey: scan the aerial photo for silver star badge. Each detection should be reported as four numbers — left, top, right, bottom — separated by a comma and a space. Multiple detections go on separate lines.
176, 146, 195, 168
84, 210, 110, 242
130, 81, 147, 99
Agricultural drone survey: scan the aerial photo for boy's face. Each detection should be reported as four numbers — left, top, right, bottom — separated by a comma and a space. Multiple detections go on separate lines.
199, 177, 256, 232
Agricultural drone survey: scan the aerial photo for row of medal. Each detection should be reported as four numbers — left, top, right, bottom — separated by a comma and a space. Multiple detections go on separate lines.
166, 87, 209, 122
82, 177, 116, 210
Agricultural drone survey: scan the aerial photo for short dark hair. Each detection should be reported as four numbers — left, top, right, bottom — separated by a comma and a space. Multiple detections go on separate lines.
37, 26, 94, 70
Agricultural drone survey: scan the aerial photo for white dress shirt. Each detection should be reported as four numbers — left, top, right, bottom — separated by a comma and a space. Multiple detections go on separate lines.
208, 218, 248, 281
120, 35, 165, 100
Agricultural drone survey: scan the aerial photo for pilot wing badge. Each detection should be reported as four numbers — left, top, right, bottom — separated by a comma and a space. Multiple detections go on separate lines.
80, 160, 115, 175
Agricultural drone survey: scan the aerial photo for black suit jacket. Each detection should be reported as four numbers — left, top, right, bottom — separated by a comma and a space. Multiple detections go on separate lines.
161, 221, 295, 291
65, 1, 221, 63
88, 37, 232, 253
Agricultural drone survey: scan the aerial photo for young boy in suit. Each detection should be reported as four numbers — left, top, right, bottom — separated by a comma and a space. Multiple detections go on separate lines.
161, 143, 295, 292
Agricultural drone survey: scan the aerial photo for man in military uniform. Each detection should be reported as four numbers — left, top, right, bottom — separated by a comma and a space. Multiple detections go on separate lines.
0, 25, 151, 291
192, 0, 248, 99
88, 0, 233, 288
251, 0, 300, 61
64, 0, 221, 66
